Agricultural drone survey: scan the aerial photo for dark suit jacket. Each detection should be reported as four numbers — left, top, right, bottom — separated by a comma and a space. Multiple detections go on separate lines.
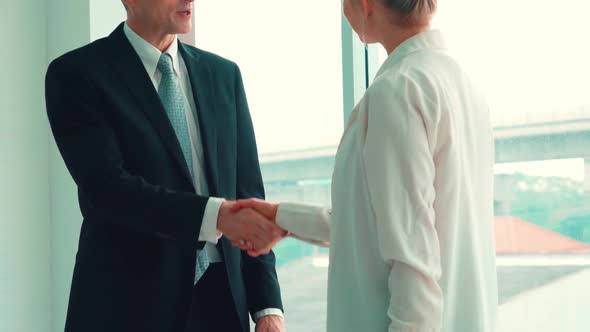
45, 23, 283, 332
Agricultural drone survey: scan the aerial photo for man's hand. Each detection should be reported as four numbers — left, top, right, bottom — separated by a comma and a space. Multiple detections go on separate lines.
217, 201, 285, 255
229, 199, 288, 256
231, 198, 279, 222
255, 315, 285, 332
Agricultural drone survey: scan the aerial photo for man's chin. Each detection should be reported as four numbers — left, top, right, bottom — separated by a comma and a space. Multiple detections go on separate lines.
176, 27, 192, 35
177, 21, 193, 33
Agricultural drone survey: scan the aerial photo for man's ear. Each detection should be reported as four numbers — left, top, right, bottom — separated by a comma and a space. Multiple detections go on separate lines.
121, 0, 136, 11
359, 0, 375, 18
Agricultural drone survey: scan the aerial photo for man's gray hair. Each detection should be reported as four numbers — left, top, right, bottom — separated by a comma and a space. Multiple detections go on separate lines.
383, 0, 437, 20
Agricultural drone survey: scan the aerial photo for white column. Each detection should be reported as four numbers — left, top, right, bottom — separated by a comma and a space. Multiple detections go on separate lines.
47, 2, 90, 331
0, 1, 52, 332
89, 0, 127, 41
47, 2, 124, 331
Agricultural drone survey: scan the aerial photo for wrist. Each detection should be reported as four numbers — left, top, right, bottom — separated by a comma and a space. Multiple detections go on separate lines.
256, 313, 284, 324
216, 200, 233, 233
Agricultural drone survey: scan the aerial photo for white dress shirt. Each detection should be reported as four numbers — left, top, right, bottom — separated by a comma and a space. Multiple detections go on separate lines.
124, 22, 223, 261
124, 23, 282, 321
276, 30, 498, 332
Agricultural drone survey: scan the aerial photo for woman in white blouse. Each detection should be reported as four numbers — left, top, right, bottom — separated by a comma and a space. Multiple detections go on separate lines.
233, 0, 498, 331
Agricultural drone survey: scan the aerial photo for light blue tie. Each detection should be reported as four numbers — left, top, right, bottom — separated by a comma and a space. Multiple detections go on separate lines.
157, 53, 209, 284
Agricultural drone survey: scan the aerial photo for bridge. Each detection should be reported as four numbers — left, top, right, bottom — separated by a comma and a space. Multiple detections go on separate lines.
259, 111, 590, 198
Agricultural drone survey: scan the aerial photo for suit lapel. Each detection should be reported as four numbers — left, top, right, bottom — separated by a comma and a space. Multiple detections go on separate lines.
106, 24, 194, 187
179, 43, 220, 196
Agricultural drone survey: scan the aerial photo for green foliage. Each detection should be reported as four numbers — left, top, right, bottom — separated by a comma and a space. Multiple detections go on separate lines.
500, 173, 590, 244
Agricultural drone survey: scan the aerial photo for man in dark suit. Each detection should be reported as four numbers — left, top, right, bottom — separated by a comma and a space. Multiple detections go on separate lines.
45, 0, 286, 331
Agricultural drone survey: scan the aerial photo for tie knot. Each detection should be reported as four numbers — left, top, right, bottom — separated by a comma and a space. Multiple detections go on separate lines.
157, 53, 175, 75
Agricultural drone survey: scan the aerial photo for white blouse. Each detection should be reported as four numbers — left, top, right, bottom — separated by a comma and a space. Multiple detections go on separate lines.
276, 30, 498, 332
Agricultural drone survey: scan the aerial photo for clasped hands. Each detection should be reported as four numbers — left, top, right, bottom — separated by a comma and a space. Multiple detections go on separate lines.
217, 199, 288, 256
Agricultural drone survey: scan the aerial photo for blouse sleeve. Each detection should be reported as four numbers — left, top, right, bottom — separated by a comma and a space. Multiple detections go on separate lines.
362, 73, 443, 331
275, 202, 331, 247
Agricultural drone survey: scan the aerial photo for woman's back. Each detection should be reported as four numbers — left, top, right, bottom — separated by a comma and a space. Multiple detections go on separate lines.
392, 35, 498, 331
328, 30, 497, 332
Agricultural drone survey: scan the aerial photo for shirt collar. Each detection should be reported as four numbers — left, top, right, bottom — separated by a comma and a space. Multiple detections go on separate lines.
123, 22, 181, 77
375, 29, 447, 79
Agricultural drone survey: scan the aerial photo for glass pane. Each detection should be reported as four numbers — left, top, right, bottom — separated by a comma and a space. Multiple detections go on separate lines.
373, 1, 590, 331
194, 1, 343, 154
195, 2, 342, 331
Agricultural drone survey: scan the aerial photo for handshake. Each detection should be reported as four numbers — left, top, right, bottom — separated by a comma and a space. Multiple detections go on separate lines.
217, 199, 288, 257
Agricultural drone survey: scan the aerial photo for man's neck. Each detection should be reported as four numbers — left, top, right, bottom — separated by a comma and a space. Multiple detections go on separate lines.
126, 19, 175, 52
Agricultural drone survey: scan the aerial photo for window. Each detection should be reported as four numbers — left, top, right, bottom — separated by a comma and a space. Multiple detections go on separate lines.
194, 2, 344, 155
370, 2, 590, 331
198, 1, 590, 331
195, 2, 344, 330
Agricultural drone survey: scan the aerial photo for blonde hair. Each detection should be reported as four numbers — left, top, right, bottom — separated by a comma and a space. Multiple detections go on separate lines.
383, 0, 437, 23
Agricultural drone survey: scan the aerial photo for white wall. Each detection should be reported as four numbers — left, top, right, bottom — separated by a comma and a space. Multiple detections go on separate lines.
90, 0, 126, 41
46, 2, 125, 331
46, 2, 90, 330
2, 2, 162, 330
0, 1, 52, 331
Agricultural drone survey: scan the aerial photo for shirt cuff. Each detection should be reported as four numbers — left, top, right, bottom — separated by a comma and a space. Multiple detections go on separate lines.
198, 197, 224, 244
253, 308, 284, 322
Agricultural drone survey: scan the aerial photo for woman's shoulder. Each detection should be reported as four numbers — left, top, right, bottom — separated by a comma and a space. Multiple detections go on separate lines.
367, 67, 428, 103
361, 60, 442, 132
